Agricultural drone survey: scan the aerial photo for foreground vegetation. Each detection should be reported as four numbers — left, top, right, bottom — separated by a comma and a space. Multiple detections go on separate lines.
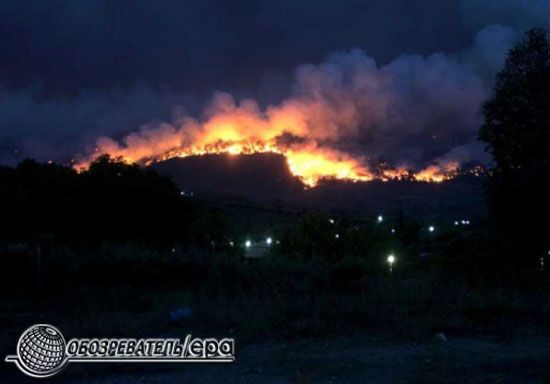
2, 211, 549, 361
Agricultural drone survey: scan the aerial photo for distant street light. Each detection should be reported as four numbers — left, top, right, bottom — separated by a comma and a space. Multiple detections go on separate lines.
377, 215, 383, 223
387, 254, 396, 274
245, 240, 251, 248
266, 237, 272, 245
428, 226, 435, 233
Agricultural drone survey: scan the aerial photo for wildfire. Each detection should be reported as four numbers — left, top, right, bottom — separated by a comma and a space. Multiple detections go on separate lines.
284, 150, 372, 187
133, 138, 373, 187
79, 138, 461, 187
76, 93, 465, 187
412, 163, 460, 183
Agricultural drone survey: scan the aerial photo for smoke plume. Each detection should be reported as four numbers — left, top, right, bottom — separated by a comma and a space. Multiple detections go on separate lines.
79, 24, 522, 184
2, 0, 548, 185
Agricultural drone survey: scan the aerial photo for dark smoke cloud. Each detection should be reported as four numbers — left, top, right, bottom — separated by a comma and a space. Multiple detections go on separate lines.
0, 85, 198, 164
84, 25, 520, 170
0, 0, 548, 166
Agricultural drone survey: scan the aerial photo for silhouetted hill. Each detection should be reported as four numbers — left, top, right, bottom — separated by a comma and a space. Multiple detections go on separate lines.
152, 153, 486, 219
152, 153, 304, 198
298, 177, 485, 219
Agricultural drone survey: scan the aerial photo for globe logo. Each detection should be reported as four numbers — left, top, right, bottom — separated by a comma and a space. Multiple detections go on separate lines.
6, 324, 236, 377
14, 324, 67, 377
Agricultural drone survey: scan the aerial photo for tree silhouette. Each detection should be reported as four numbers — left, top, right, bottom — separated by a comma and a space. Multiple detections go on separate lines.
0, 156, 202, 247
479, 28, 550, 273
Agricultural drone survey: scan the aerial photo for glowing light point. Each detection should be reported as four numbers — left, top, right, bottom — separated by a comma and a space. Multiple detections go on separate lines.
387, 254, 396, 274
377, 215, 383, 223
454, 221, 459, 226
266, 237, 272, 245
329, 219, 335, 224
428, 226, 435, 232
335, 234, 340, 239
391, 228, 396, 234
245, 240, 251, 248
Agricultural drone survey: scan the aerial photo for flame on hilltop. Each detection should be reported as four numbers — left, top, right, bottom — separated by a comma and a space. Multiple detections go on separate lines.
87, 137, 375, 187
413, 162, 460, 183
76, 93, 464, 187
80, 137, 459, 187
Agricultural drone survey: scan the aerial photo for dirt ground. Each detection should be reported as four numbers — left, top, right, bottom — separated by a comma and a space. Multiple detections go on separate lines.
5, 334, 550, 383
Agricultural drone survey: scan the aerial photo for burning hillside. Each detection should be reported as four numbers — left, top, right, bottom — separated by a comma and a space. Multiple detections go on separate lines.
79, 135, 461, 187
74, 92, 466, 187
75, 47, 495, 186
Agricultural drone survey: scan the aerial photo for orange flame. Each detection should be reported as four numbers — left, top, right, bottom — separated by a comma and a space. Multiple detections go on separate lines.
144, 139, 373, 187
413, 162, 460, 183
76, 94, 461, 186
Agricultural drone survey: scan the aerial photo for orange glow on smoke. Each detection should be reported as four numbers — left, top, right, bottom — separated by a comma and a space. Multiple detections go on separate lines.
76, 95, 462, 187
413, 162, 460, 183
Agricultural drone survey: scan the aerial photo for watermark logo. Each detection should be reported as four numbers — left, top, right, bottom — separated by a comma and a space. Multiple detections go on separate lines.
5, 324, 235, 378
6, 325, 67, 378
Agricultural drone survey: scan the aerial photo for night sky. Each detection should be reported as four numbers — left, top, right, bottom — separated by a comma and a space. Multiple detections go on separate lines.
0, 0, 549, 164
